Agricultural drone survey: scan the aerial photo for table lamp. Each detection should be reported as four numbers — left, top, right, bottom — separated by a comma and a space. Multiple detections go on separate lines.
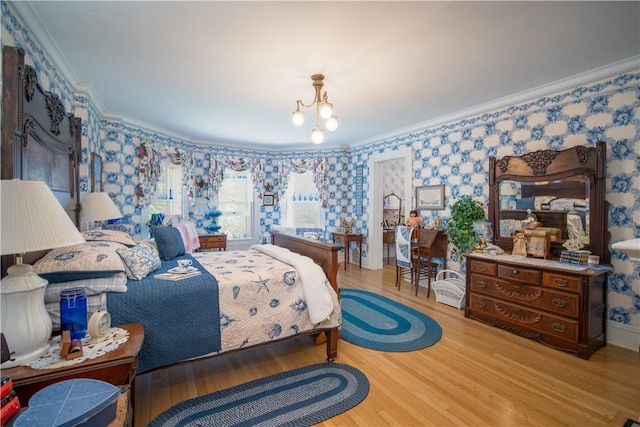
1, 179, 85, 368
81, 192, 123, 229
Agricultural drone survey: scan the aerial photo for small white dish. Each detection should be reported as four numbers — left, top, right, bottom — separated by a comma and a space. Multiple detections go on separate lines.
168, 266, 197, 274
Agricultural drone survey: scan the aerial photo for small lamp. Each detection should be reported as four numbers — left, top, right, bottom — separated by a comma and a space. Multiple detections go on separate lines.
1, 180, 86, 368
81, 192, 122, 228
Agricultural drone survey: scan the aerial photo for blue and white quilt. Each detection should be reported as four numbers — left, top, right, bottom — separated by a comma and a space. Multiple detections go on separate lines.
193, 245, 341, 353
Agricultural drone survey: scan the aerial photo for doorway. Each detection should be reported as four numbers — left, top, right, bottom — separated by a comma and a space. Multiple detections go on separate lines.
366, 147, 413, 270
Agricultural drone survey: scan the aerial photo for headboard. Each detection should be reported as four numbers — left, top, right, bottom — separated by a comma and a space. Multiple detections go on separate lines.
1, 46, 82, 276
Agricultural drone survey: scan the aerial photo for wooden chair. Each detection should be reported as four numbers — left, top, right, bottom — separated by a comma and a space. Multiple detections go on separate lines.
413, 228, 447, 298
395, 226, 418, 292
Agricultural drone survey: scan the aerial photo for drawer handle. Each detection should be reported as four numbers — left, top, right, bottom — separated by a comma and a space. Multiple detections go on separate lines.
476, 265, 487, 272
512, 270, 518, 275
553, 278, 568, 286
476, 300, 486, 308
551, 322, 566, 333
552, 298, 567, 307
477, 281, 487, 288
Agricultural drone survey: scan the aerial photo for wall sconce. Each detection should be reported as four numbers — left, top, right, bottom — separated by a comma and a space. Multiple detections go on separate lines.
197, 177, 209, 189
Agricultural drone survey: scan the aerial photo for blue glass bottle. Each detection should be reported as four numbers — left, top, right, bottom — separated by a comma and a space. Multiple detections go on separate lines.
60, 288, 87, 340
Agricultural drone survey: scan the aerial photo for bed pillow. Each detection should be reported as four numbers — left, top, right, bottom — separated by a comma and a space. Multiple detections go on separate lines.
549, 198, 575, 211
150, 225, 185, 260
117, 244, 162, 280
81, 229, 137, 247
44, 273, 128, 304
33, 241, 127, 283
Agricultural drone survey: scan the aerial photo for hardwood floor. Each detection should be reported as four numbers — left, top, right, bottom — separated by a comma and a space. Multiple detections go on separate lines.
134, 263, 639, 426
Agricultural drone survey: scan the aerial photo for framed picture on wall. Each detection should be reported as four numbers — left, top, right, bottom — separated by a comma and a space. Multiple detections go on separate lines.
416, 184, 445, 210
91, 152, 103, 192
263, 193, 274, 206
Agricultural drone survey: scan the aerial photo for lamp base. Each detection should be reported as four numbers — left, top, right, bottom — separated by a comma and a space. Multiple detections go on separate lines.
0, 341, 50, 368
0, 263, 53, 368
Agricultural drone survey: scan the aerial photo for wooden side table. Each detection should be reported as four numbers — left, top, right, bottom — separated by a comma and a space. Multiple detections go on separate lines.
3, 323, 144, 425
198, 234, 227, 251
332, 232, 363, 270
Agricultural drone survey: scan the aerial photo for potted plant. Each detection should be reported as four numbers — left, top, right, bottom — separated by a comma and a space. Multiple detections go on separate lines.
446, 195, 486, 256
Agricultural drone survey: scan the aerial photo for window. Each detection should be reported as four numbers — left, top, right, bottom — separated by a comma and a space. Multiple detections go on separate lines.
148, 162, 185, 218
218, 169, 253, 239
283, 171, 324, 229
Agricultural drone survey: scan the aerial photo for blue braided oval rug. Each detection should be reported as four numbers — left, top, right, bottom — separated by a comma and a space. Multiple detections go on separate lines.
149, 363, 369, 427
340, 288, 442, 351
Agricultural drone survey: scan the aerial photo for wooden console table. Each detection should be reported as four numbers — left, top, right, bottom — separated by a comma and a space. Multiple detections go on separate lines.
332, 232, 363, 270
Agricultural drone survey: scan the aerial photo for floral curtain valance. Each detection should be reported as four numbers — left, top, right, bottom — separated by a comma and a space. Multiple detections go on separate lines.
278, 157, 328, 208
206, 156, 265, 201
136, 140, 195, 208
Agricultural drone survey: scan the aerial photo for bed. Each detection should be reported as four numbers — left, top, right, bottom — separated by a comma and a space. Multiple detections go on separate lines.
1, 45, 342, 374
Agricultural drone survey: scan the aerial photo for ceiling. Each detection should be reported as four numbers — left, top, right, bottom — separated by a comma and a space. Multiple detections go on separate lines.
14, 1, 640, 151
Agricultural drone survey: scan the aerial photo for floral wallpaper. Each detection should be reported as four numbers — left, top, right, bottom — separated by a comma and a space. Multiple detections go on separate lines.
2, 1, 638, 348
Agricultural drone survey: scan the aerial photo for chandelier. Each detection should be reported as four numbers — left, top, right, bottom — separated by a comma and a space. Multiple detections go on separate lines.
291, 74, 338, 144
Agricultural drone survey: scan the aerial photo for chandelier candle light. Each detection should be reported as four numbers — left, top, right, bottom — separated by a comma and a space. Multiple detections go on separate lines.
292, 74, 338, 144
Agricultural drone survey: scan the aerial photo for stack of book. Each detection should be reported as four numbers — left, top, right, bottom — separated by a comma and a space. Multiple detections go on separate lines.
559, 250, 591, 264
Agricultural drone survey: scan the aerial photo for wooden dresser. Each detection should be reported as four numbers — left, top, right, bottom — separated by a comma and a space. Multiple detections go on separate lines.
198, 234, 227, 251
465, 253, 607, 359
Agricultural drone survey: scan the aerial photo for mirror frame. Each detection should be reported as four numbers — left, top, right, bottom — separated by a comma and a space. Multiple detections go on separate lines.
383, 193, 402, 227
488, 141, 609, 263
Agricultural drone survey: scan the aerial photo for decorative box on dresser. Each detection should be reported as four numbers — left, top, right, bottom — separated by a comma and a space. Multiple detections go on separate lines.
465, 253, 606, 359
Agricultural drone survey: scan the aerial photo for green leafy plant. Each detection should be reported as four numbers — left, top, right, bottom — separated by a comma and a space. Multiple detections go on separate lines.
446, 195, 486, 255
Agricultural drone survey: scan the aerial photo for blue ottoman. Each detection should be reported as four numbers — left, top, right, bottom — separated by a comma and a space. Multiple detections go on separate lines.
14, 379, 120, 427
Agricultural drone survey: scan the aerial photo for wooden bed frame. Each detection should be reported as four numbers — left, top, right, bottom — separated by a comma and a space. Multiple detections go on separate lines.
1, 45, 342, 363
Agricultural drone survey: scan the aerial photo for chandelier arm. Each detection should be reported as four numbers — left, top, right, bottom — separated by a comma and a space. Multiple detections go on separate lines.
296, 99, 318, 109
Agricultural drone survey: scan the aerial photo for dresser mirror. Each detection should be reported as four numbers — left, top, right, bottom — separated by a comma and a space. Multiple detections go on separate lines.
383, 193, 401, 227
497, 176, 590, 244
489, 141, 609, 262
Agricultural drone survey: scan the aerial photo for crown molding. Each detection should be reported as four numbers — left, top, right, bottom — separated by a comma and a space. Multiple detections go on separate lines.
351, 55, 640, 149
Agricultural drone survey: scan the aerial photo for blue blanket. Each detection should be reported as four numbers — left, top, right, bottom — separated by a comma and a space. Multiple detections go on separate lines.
108, 255, 220, 373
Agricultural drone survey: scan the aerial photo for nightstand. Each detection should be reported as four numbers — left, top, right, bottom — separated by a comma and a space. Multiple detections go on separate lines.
3, 323, 143, 425
198, 233, 227, 251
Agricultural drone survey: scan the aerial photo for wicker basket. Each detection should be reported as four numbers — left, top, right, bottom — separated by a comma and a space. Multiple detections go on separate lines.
431, 269, 466, 310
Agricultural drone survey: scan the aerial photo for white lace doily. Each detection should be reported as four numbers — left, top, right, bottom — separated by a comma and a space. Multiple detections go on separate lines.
27, 327, 130, 370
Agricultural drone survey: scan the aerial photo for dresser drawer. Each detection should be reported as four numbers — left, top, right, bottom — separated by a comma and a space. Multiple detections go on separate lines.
542, 272, 581, 292
468, 294, 578, 342
497, 265, 539, 285
470, 274, 579, 317
469, 260, 496, 275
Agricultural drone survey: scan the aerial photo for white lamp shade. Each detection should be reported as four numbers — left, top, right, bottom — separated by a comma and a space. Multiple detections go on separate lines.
1, 180, 85, 255
311, 128, 324, 144
319, 102, 333, 119
326, 115, 338, 131
292, 110, 304, 126
81, 192, 123, 223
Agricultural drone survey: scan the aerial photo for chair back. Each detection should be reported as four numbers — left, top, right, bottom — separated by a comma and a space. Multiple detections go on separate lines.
395, 226, 416, 268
